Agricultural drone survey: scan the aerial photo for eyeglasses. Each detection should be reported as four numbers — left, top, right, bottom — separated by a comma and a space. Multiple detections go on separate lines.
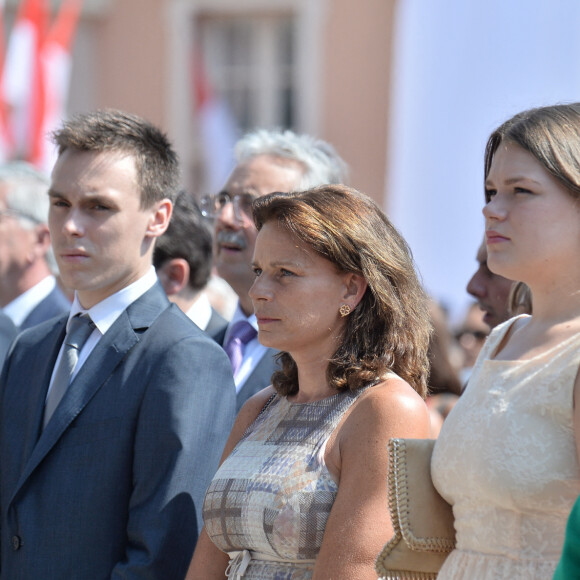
200, 192, 257, 222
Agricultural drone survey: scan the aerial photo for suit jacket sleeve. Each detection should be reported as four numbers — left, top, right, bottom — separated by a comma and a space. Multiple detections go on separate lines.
111, 330, 236, 579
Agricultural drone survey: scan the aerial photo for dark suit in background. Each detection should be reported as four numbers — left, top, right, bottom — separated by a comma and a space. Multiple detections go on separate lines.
235, 348, 279, 411
205, 307, 228, 337
18, 284, 71, 330
0, 313, 16, 366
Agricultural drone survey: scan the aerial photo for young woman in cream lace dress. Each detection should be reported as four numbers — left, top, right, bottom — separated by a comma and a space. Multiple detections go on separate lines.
432, 103, 580, 579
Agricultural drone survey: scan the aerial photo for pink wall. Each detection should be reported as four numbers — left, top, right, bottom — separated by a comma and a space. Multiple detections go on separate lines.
95, 0, 167, 127
322, 0, 396, 203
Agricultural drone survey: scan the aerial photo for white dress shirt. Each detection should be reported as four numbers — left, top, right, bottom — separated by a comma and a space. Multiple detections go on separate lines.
185, 292, 213, 331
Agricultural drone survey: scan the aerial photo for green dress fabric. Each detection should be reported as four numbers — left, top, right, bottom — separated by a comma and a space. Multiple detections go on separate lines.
554, 496, 580, 580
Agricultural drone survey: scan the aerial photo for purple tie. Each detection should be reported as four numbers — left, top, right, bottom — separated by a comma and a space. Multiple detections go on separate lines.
224, 320, 257, 375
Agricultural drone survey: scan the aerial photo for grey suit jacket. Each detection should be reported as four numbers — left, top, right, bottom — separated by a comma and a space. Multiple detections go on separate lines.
19, 284, 71, 330
211, 323, 279, 412
0, 283, 236, 579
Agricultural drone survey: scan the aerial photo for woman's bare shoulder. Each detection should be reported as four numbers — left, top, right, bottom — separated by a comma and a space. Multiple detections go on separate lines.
361, 374, 428, 411
345, 375, 430, 438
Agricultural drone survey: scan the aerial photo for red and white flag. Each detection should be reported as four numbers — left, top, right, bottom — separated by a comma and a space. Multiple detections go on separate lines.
193, 48, 238, 193
2, 0, 49, 161
1, 0, 81, 171
36, 0, 83, 171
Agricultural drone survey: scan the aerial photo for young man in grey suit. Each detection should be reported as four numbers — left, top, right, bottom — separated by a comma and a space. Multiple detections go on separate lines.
0, 110, 236, 579
0, 162, 71, 330
154, 190, 228, 336
202, 129, 347, 411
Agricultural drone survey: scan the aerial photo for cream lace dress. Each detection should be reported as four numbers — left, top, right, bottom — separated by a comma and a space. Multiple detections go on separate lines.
432, 315, 580, 579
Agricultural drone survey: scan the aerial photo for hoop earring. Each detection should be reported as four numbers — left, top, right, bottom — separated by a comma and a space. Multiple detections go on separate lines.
339, 304, 351, 317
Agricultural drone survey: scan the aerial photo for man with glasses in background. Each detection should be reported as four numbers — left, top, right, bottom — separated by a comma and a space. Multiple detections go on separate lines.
201, 129, 347, 411
0, 162, 70, 330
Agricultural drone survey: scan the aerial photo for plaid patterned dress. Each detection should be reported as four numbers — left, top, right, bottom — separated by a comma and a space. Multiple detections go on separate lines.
203, 388, 369, 579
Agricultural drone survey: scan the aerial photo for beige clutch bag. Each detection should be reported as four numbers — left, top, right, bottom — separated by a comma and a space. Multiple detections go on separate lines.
375, 438, 456, 580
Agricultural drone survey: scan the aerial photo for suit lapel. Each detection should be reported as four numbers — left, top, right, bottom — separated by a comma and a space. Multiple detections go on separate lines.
18, 318, 68, 462
10, 283, 170, 504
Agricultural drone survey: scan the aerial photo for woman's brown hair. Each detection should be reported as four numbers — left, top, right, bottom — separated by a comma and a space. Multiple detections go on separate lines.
252, 184, 432, 398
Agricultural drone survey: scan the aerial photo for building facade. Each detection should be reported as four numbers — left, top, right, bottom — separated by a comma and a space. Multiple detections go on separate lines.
7, 0, 396, 204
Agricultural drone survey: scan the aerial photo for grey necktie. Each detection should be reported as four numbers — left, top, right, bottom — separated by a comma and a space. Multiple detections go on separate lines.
43, 314, 94, 429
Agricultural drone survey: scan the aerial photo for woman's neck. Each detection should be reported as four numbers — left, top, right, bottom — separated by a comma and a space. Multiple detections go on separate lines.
494, 279, 580, 362
288, 352, 336, 403
527, 274, 580, 326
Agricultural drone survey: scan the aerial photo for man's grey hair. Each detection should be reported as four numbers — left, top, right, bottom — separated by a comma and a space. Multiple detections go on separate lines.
0, 162, 50, 225
234, 129, 348, 190
0, 162, 56, 272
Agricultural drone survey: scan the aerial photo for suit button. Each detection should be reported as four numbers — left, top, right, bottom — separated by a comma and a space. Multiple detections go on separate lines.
11, 535, 22, 550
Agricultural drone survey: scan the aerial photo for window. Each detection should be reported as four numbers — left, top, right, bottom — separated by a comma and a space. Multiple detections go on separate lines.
166, 0, 324, 195
198, 13, 296, 132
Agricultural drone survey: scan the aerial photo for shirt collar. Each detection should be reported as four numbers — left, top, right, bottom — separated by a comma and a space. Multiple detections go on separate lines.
69, 267, 158, 335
